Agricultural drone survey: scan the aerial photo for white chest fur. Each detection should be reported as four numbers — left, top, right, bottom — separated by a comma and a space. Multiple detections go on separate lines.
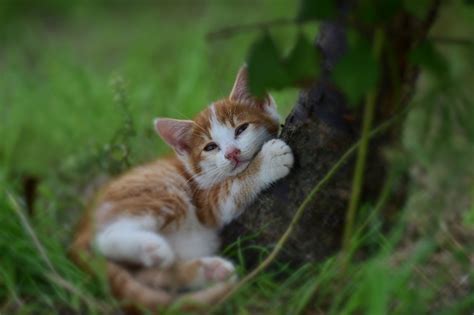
164, 211, 220, 261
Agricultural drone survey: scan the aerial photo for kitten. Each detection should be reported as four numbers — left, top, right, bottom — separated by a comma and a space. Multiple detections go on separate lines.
70, 66, 294, 311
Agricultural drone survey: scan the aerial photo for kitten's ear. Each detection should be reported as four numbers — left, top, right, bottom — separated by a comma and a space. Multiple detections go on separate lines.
154, 118, 193, 155
229, 65, 277, 111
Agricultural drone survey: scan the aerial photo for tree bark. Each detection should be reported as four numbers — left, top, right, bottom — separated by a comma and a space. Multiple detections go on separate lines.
221, 2, 440, 266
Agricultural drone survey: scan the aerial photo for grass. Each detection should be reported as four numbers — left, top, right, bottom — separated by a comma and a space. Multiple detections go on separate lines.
1, 1, 474, 314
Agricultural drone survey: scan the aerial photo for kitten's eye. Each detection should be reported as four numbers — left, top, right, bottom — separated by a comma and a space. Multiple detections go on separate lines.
203, 142, 218, 152
235, 123, 249, 137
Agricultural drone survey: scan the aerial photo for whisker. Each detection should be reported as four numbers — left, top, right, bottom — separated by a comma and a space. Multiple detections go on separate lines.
182, 165, 227, 190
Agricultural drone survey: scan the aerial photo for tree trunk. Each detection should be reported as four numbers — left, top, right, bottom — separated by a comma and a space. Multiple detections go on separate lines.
221, 2, 440, 266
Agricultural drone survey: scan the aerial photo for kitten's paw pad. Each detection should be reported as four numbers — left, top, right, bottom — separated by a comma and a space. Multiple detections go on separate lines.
200, 257, 236, 283
261, 139, 294, 181
140, 240, 175, 268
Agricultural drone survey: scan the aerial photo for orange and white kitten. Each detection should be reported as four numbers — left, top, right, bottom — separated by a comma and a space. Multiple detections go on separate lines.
71, 66, 294, 310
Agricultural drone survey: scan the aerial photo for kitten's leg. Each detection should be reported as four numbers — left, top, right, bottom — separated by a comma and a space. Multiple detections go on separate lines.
189, 256, 237, 287
135, 256, 236, 290
95, 216, 175, 267
217, 139, 294, 225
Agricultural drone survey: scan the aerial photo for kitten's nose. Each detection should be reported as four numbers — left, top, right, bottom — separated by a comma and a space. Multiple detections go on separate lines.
224, 147, 241, 161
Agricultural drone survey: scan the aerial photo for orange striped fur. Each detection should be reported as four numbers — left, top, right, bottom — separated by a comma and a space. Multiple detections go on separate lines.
70, 66, 294, 313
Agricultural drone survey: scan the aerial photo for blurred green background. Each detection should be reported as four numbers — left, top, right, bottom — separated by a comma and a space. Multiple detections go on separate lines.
0, 0, 302, 179
1, 1, 474, 314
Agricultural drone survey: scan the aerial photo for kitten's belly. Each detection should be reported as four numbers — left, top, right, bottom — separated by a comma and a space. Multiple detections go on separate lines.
165, 214, 219, 261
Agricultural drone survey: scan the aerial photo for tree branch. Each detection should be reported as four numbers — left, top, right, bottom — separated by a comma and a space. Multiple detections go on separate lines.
206, 18, 298, 41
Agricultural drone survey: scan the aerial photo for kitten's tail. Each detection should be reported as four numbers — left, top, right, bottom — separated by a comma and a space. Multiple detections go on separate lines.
69, 224, 234, 313
69, 222, 174, 312
107, 261, 174, 310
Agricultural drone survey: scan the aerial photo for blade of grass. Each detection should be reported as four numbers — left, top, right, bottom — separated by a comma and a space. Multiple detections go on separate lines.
6, 192, 109, 313
6, 192, 59, 276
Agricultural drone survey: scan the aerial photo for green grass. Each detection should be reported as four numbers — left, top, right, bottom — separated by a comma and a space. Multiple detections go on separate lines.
0, 1, 303, 178
1, 1, 474, 314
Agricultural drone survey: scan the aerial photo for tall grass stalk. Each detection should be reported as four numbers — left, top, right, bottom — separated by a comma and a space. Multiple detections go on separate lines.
342, 28, 385, 258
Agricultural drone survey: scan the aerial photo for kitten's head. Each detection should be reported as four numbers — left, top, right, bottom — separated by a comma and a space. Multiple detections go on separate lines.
154, 66, 280, 188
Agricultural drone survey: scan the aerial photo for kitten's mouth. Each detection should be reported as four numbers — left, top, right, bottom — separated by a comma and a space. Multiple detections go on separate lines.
231, 159, 251, 172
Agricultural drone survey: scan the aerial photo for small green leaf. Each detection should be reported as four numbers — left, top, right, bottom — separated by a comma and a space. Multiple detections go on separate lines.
247, 32, 288, 96
297, 0, 335, 21
409, 40, 448, 77
332, 38, 379, 105
285, 32, 320, 85
402, 0, 431, 19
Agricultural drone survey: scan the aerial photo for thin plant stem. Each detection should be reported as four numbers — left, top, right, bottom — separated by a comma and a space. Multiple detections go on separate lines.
357, 167, 396, 235
342, 28, 385, 255
430, 36, 474, 46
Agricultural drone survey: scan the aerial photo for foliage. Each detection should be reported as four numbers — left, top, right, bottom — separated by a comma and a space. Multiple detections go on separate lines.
244, 0, 451, 106
332, 35, 379, 105
247, 31, 319, 96
1, 0, 474, 314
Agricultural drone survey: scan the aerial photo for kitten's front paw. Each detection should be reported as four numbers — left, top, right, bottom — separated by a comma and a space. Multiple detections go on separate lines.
260, 139, 294, 183
139, 238, 175, 268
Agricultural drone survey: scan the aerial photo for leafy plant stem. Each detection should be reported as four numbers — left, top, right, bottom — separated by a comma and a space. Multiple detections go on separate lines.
342, 28, 385, 259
